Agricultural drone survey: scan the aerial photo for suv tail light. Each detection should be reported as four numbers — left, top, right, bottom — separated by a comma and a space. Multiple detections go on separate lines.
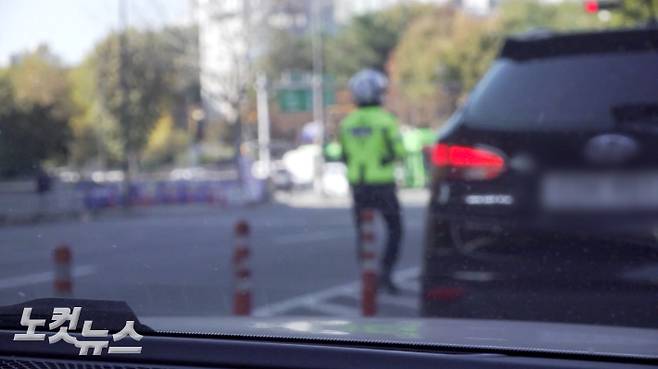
431, 143, 505, 181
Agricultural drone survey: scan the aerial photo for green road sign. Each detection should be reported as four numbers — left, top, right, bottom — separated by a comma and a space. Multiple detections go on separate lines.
276, 75, 335, 113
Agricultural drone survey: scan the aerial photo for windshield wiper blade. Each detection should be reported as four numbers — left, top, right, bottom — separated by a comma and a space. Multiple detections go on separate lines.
0, 298, 152, 333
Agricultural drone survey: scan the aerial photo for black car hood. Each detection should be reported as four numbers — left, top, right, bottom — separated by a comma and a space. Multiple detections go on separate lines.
142, 316, 658, 360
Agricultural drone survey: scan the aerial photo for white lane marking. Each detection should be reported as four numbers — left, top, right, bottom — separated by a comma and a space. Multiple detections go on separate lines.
307, 302, 359, 317
397, 280, 420, 293
379, 294, 419, 310
0, 265, 96, 290
254, 266, 420, 317
254, 283, 358, 317
393, 266, 421, 281
274, 231, 352, 245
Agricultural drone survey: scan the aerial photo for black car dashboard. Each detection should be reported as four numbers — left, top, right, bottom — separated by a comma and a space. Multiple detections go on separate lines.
1, 330, 656, 369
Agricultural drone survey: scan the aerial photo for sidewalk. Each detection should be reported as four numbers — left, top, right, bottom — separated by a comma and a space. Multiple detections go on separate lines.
0, 181, 85, 226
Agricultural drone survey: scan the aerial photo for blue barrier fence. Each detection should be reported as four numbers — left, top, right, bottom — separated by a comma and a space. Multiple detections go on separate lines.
81, 179, 267, 210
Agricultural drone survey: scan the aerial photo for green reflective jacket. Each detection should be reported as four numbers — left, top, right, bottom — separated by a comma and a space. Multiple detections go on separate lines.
339, 106, 405, 185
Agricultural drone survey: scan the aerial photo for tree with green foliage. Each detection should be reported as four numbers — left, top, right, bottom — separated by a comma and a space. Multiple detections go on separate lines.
68, 58, 122, 168
0, 46, 73, 177
6, 45, 74, 120
611, 0, 658, 26
326, 3, 432, 82
0, 74, 71, 177
88, 26, 199, 171
67, 26, 199, 171
93, 29, 174, 172
261, 29, 314, 78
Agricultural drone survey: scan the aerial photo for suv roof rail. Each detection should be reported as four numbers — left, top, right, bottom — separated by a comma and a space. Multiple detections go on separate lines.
500, 28, 658, 61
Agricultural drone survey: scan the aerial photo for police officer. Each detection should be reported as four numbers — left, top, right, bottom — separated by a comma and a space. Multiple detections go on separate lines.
339, 69, 405, 294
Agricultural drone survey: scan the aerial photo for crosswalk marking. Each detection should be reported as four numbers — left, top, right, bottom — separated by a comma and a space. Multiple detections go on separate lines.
254, 266, 421, 317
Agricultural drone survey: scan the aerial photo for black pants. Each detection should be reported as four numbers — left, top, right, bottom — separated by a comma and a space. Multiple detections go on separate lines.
351, 183, 403, 278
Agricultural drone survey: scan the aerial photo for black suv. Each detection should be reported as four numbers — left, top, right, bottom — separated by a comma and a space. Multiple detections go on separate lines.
421, 28, 658, 327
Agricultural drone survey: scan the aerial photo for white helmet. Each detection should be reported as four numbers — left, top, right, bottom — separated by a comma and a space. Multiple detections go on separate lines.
348, 69, 388, 106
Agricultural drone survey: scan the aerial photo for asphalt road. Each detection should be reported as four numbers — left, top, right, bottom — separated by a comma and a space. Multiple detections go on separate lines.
0, 190, 427, 319
2, 188, 657, 329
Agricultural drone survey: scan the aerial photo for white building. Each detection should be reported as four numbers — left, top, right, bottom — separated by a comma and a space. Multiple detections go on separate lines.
334, 0, 444, 22
459, 0, 496, 15
196, 0, 335, 123
196, 0, 273, 123
334, 0, 500, 22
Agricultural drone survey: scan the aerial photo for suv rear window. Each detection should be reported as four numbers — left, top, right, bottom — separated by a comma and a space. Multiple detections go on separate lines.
463, 51, 658, 131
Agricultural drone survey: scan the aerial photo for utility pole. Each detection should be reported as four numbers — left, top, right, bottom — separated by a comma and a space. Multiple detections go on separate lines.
235, 0, 253, 186
256, 74, 271, 177
118, 0, 133, 207
311, 0, 325, 194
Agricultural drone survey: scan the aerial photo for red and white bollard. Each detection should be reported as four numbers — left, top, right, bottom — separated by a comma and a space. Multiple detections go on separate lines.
233, 220, 251, 316
360, 209, 378, 317
53, 245, 72, 297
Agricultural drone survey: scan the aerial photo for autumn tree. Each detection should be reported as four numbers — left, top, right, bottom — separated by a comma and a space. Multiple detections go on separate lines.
389, 7, 499, 126
499, 0, 601, 32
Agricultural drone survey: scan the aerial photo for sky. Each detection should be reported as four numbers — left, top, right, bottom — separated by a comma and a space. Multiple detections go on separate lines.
0, 0, 191, 67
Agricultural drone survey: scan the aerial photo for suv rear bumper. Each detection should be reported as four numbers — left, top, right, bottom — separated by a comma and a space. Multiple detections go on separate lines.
430, 194, 658, 235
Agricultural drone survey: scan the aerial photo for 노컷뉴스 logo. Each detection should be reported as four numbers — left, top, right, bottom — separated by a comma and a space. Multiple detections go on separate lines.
12, 307, 143, 356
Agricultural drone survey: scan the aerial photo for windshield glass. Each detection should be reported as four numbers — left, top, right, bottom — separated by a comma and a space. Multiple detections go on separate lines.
464, 52, 658, 130
1, 0, 658, 358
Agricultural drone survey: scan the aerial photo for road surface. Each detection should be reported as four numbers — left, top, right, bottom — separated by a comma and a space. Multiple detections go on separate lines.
1, 188, 657, 329
0, 190, 427, 319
